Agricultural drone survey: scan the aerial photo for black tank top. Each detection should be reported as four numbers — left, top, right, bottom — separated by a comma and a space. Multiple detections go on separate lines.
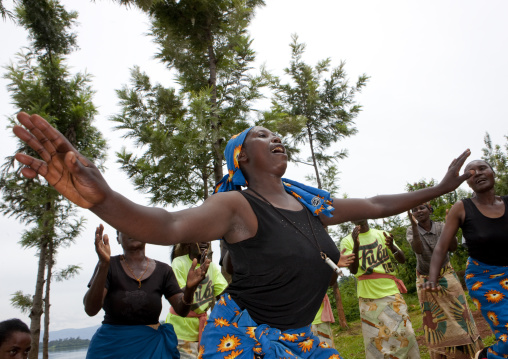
461, 196, 508, 266
225, 191, 340, 330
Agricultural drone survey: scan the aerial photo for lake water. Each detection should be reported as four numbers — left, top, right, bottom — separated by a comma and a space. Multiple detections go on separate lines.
38, 348, 87, 358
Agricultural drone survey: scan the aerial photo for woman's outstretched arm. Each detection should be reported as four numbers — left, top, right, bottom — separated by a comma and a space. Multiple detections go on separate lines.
13, 112, 236, 245
421, 202, 464, 291
321, 149, 472, 226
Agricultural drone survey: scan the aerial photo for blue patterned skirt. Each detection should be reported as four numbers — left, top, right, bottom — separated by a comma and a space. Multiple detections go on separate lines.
465, 258, 508, 358
86, 323, 180, 359
199, 294, 342, 359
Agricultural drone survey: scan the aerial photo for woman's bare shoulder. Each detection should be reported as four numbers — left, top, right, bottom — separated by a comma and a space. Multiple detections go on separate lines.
202, 190, 248, 209
205, 191, 257, 243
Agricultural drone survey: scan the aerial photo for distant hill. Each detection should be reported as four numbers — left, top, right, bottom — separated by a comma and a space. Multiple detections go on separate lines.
46, 325, 100, 341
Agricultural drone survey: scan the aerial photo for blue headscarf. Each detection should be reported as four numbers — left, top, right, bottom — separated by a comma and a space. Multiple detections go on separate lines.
214, 128, 334, 217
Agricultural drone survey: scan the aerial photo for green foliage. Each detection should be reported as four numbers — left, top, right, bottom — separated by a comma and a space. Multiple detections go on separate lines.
112, 66, 215, 204
406, 179, 470, 222
406, 179, 472, 273
54, 265, 81, 282
261, 34, 368, 189
482, 132, 508, 196
3, 53, 106, 166
371, 216, 418, 293
43, 337, 90, 351
148, 0, 265, 93
10, 290, 33, 314
0, 0, 14, 20
16, 0, 77, 57
1, 2, 105, 356
112, 0, 267, 204
335, 275, 360, 322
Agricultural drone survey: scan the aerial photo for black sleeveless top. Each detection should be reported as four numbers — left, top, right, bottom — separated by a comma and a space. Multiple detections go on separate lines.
461, 196, 508, 266
225, 192, 341, 330
89, 256, 182, 325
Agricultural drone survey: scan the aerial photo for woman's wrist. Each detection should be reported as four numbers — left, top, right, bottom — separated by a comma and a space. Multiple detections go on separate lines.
181, 294, 193, 306
98, 259, 110, 268
182, 286, 196, 305
427, 274, 438, 285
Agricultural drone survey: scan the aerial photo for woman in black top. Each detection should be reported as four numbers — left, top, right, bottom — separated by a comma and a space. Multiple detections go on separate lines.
13, 113, 473, 358
84, 224, 210, 359
423, 160, 508, 359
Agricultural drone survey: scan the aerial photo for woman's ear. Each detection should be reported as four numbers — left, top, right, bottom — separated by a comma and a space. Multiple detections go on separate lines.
237, 149, 248, 164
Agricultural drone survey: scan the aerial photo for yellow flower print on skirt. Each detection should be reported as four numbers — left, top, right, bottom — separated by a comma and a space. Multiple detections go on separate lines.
199, 294, 342, 359
465, 258, 508, 359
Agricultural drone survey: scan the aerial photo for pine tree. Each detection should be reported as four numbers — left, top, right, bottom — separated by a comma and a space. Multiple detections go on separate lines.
262, 34, 368, 189
114, 0, 266, 194
112, 0, 266, 282
0, 0, 14, 21
1, 1, 106, 357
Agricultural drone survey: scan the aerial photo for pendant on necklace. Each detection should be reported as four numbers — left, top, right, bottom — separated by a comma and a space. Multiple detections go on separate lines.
322, 253, 342, 275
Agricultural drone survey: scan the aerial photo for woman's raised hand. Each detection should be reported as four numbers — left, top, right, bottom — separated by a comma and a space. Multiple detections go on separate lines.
438, 149, 473, 192
95, 224, 111, 264
408, 210, 417, 226
337, 249, 355, 267
13, 112, 110, 208
186, 253, 211, 289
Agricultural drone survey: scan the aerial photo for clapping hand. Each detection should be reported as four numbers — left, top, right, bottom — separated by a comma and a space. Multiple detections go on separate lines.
95, 224, 111, 264
383, 231, 396, 252
352, 225, 361, 246
186, 249, 211, 289
337, 249, 355, 267
408, 210, 417, 226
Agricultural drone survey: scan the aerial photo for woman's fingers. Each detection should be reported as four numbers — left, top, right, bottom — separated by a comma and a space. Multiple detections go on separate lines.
201, 259, 211, 275
18, 112, 74, 155
448, 149, 470, 170
14, 153, 48, 177
15, 114, 53, 163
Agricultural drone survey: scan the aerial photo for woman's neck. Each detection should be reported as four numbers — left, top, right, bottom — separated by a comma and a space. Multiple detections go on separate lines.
247, 181, 300, 210
474, 189, 498, 206
418, 218, 432, 232
123, 249, 146, 262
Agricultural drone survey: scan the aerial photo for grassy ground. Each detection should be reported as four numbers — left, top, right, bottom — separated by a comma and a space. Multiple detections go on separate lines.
331, 293, 495, 358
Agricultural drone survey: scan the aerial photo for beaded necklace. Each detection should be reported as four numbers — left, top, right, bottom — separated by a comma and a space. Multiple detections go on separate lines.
121, 255, 149, 288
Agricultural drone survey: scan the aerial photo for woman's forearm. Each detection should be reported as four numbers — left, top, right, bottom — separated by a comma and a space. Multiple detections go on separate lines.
427, 244, 448, 283
409, 224, 424, 254
349, 244, 360, 274
171, 285, 198, 317
84, 261, 109, 316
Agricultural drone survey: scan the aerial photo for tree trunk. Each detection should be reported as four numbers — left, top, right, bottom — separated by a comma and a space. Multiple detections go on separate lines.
332, 282, 348, 329
310, 144, 345, 329
306, 123, 322, 189
28, 240, 47, 359
202, 164, 209, 201
206, 30, 223, 185
42, 241, 54, 359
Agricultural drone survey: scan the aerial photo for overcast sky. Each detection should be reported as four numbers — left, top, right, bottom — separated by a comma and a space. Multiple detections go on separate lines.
1, 1, 507, 331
